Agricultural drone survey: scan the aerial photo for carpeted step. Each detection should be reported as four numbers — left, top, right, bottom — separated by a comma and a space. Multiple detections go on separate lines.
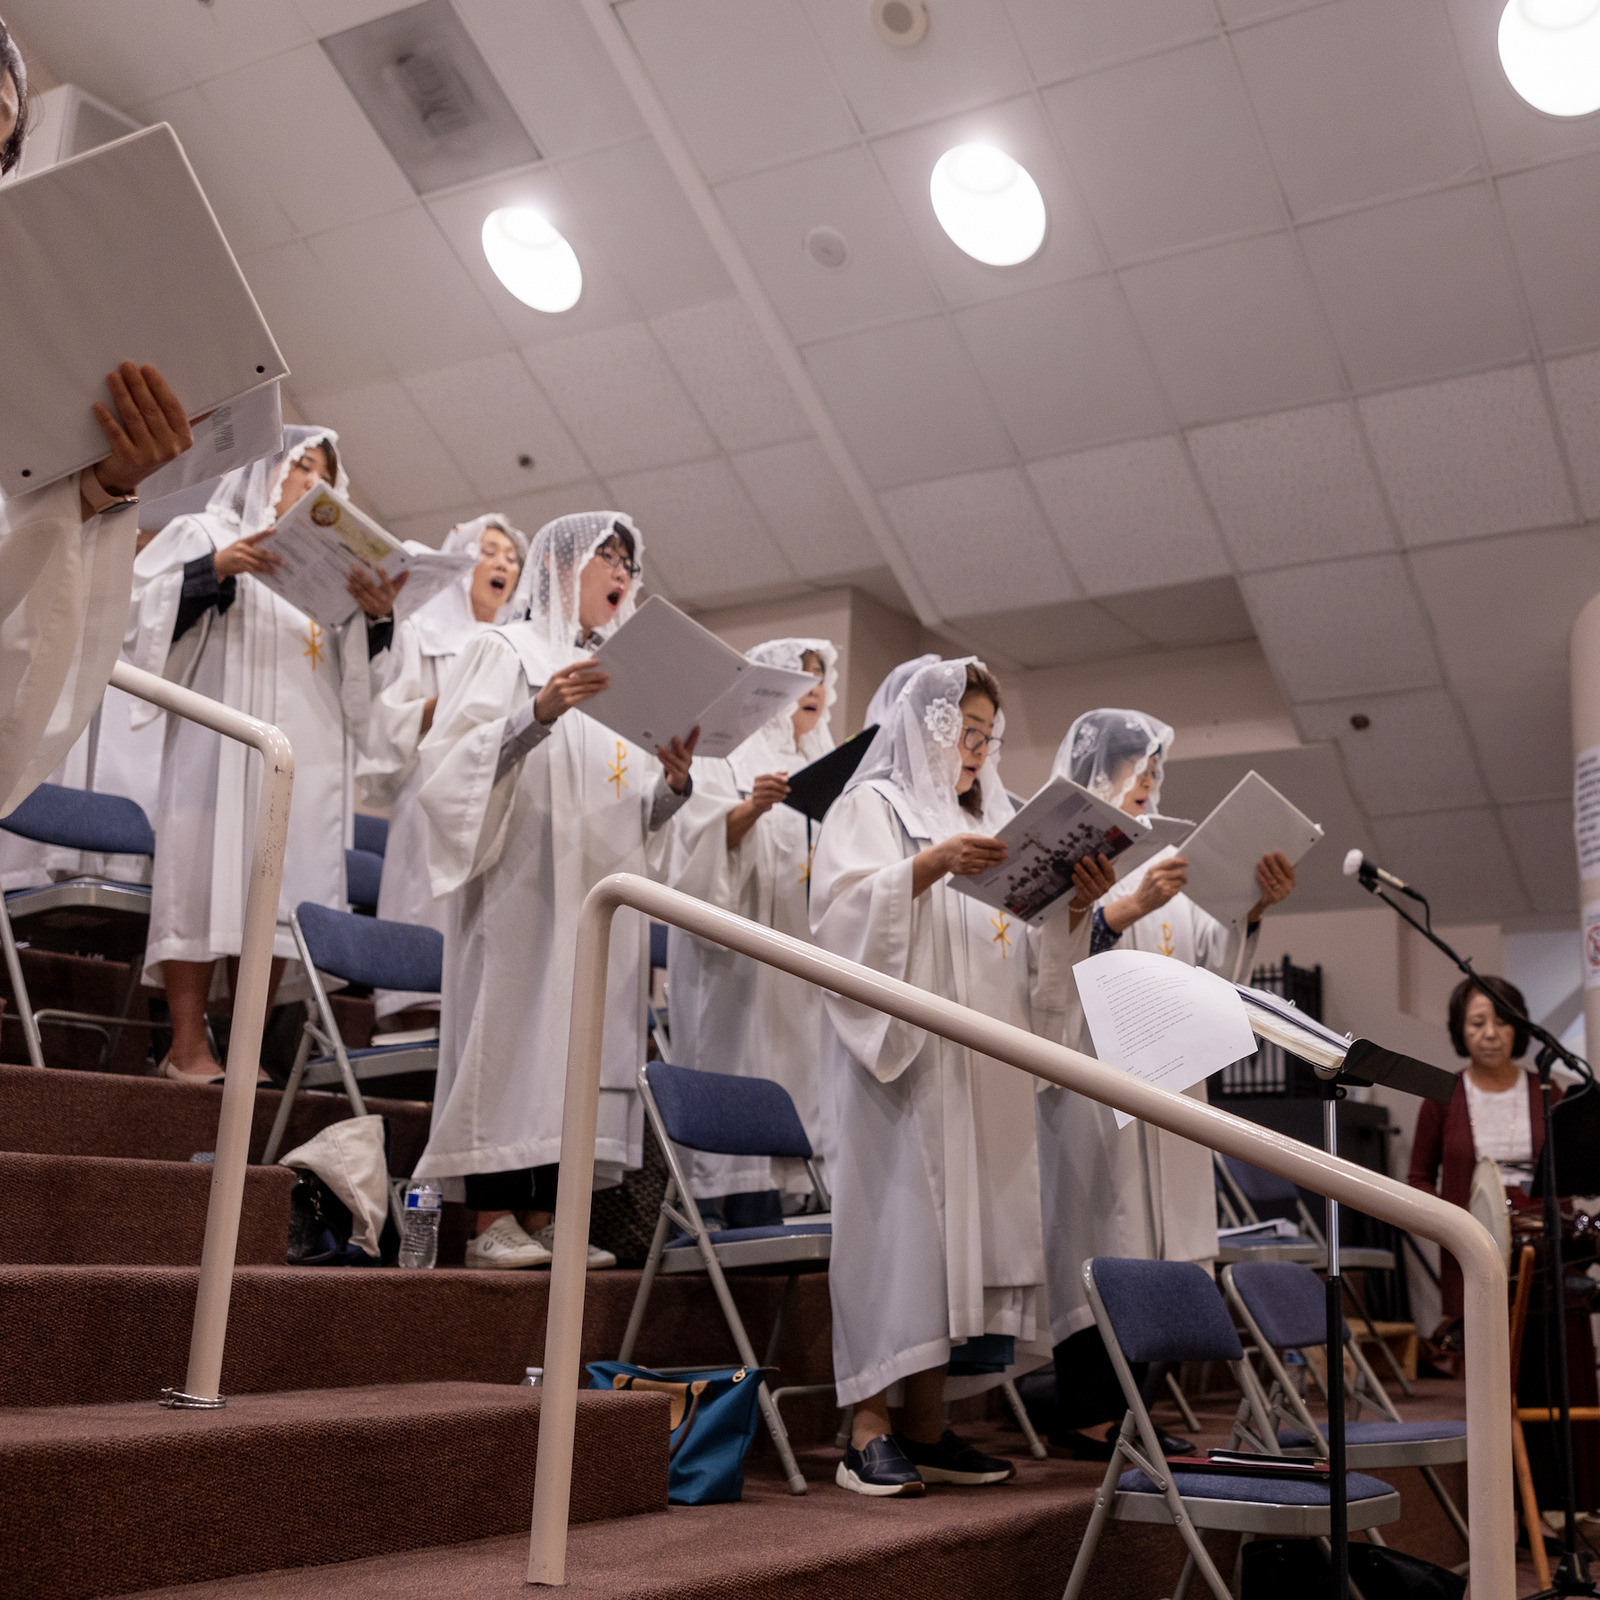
0, 1150, 295, 1266
0, 1062, 433, 1174
0, 1382, 668, 1600
0, 1265, 834, 1415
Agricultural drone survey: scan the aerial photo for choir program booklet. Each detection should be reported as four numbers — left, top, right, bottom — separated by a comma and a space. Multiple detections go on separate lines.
1177, 771, 1323, 931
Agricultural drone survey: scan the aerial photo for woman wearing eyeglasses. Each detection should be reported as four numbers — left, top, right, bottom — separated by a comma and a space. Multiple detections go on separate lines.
411, 514, 696, 1271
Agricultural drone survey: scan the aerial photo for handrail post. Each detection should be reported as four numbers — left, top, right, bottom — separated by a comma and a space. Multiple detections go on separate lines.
108, 660, 294, 1408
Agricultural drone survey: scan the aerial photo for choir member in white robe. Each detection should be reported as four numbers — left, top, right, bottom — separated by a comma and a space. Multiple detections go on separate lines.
413, 513, 696, 1272
811, 658, 1050, 1497
356, 515, 526, 1019
126, 430, 404, 1080
666, 638, 837, 1218
0, 365, 193, 816
1032, 708, 1296, 1454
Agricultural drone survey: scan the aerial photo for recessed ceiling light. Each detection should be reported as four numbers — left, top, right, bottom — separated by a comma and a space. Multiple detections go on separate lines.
929, 143, 1046, 267
481, 207, 582, 313
1498, 0, 1600, 117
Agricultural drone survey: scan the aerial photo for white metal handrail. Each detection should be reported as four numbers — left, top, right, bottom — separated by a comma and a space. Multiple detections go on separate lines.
527, 874, 1514, 1595
107, 658, 293, 1408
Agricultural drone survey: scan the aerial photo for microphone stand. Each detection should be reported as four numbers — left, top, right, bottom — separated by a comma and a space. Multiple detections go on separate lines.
1356, 873, 1597, 1596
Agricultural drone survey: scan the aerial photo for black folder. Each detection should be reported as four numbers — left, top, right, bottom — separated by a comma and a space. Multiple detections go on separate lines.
781, 727, 878, 824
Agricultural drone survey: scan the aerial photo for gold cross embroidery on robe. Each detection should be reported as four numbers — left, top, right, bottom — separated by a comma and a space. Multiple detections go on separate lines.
1158, 920, 1176, 958
302, 620, 324, 670
990, 912, 1013, 958
607, 740, 629, 797
798, 838, 816, 886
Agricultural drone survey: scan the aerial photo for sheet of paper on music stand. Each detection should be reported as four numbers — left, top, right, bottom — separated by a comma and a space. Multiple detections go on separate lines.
951, 777, 1192, 927
136, 381, 284, 518
585, 597, 815, 758
263, 486, 472, 629
1177, 771, 1323, 931
0, 122, 287, 497
1074, 949, 1259, 1128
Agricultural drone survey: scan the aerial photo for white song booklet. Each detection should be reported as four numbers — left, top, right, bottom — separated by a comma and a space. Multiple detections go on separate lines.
1179, 771, 1323, 931
584, 597, 817, 759
1073, 949, 1259, 1128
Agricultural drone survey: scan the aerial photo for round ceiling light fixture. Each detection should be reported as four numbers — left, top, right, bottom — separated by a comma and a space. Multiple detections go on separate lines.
928, 143, 1046, 266
872, 0, 929, 48
481, 206, 583, 313
1497, 0, 1600, 116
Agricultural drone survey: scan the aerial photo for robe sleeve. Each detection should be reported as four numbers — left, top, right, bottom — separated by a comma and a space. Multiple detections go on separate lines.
0, 476, 141, 815
354, 620, 428, 805
1027, 906, 1097, 1057
808, 785, 924, 1083
665, 760, 750, 937
336, 612, 375, 748
123, 514, 222, 728
417, 630, 532, 898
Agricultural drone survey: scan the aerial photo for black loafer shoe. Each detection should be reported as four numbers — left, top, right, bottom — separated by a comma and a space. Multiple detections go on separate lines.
1095, 1423, 1196, 1458
894, 1429, 1016, 1485
836, 1434, 926, 1497
1052, 1428, 1116, 1460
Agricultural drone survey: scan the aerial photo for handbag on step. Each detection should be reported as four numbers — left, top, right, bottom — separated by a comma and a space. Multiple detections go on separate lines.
586, 1360, 768, 1504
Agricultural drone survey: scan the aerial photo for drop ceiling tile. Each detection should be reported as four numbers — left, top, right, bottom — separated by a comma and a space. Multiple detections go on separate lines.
166, 0, 313, 82
1455, 667, 1571, 804
1003, 0, 1218, 82
728, 439, 876, 580
606, 458, 796, 601
1296, 688, 1488, 815
944, 598, 1147, 671
290, 0, 409, 30
523, 322, 717, 476
455, 0, 645, 157
1240, 556, 1442, 700
1217, 0, 1330, 19
1188, 402, 1395, 570
616, 0, 858, 183
385, 502, 486, 549
802, 317, 1013, 489
651, 300, 810, 453
425, 168, 638, 346
880, 467, 1078, 616
3, 0, 195, 103
1028, 435, 1230, 596
198, 44, 415, 232
1231, 0, 1481, 218
1547, 351, 1600, 521
559, 139, 732, 318
955, 277, 1169, 458
1097, 575, 1257, 649
305, 206, 512, 375
134, 87, 298, 257
299, 379, 475, 520
1040, 41, 1283, 264
495, 480, 614, 545
1499, 152, 1600, 357
1500, 799, 1579, 915
1370, 807, 1529, 922
402, 352, 590, 499
1121, 232, 1344, 424
238, 240, 395, 395
1299, 185, 1528, 391
1359, 367, 1574, 547
716, 147, 939, 345
870, 97, 1104, 307
801, 0, 1029, 135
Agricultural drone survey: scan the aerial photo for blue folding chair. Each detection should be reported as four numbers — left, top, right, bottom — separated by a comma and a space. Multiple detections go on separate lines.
344, 847, 384, 914
1062, 1257, 1401, 1600
260, 904, 442, 1176
351, 814, 388, 857
1224, 1260, 1468, 1549
620, 1059, 833, 1495
0, 783, 157, 1069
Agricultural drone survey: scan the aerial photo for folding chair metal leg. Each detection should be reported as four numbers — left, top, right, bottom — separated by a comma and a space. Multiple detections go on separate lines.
1421, 1462, 1471, 1548
764, 1272, 798, 1368
1166, 1368, 1202, 1435
1001, 1377, 1048, 1460
1172, 1550, 1198, 1600
98, 940, 148, 1070
1, 902, 44, 1069
1062, 1433, 1129, 1600
1340, 1273, 1412, 1397
617, 1187, 675, 1365
260, 1029, 313, 1166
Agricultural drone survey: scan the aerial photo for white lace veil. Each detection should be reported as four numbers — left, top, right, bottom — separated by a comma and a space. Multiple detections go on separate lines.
727, 637, 838, 790
408, 513, 528, 657
863, 652, 941, 731
845, 656, 1010, 843
505, 510, 644, 673
203, 426, 348, 536
1053, 708, 1175, 815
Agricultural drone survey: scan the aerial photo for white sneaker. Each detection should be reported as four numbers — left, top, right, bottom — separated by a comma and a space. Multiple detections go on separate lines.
533, 1223, 616, 1270
464, 1215, 552, 1270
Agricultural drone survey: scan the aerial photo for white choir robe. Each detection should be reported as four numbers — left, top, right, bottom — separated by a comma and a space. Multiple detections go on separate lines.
666, 758, 832, 1203
126, 513, 372, 997
811, 783, 1051, 1406
0, 477, 140, 816
412, 627, 674, 1189
1032, 849, 1259, 1344
355, 616, 455, 1016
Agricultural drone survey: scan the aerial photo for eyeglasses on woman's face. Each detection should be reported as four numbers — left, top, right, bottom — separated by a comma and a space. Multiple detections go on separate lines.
594, 538, 640, 579
960, 725, 1002, 756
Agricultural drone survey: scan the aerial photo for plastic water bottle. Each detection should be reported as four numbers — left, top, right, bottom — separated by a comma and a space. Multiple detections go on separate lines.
398, 1181, 442, 1269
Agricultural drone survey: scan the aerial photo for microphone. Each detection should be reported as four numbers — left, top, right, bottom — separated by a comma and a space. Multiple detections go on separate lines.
1343, 848, 1412, 895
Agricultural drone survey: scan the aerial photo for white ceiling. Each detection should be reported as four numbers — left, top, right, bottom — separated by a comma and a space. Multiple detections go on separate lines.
12, 0, 1600, 923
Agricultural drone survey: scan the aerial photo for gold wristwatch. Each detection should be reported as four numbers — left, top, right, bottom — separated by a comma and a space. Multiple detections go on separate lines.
80, 465, 139, 516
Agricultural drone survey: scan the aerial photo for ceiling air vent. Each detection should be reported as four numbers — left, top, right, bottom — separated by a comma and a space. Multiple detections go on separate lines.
321, 0, 539, 196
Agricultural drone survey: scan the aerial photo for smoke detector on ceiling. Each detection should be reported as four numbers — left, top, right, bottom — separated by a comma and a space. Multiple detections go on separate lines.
806, 226, 849, 269
872, 0, 929, 48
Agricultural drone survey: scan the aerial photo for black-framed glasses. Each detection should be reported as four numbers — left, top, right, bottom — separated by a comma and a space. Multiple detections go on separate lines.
594, 538, 640, 579
961, 726, 1002, 755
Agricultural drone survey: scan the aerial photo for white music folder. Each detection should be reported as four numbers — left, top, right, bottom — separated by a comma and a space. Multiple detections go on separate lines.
1177, 771, 1323, 931
0, 122, 287, 497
